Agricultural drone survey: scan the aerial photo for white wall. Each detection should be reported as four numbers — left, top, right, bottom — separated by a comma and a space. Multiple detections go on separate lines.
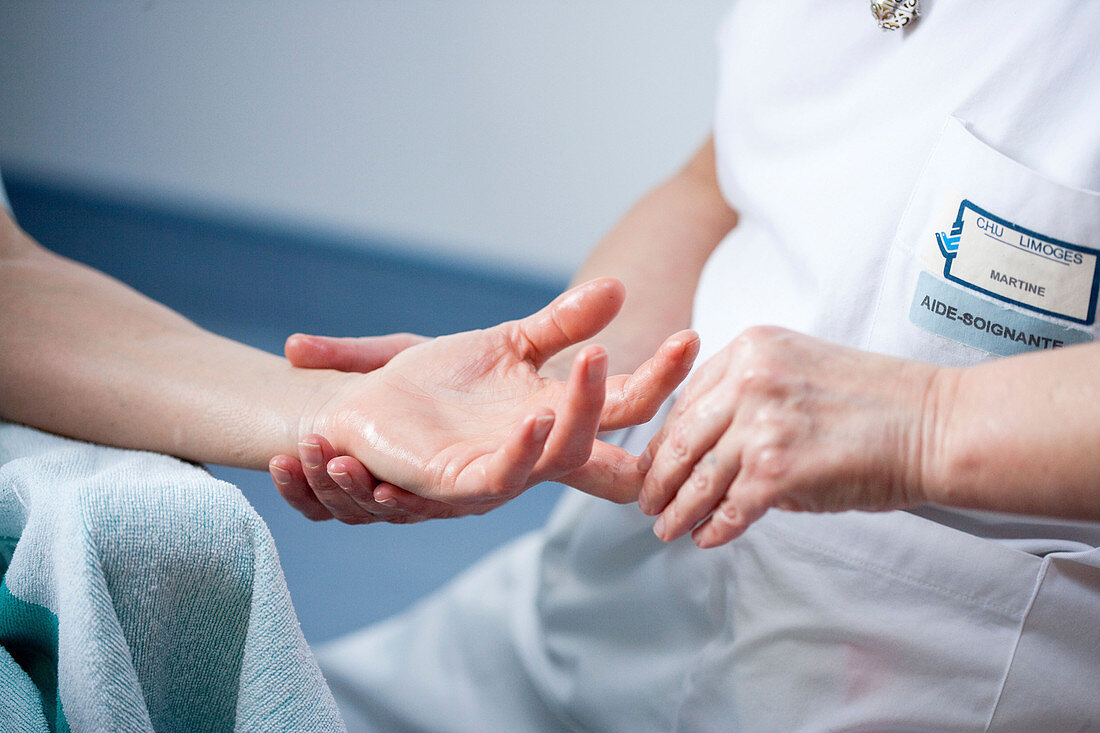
0, 1, 728, 278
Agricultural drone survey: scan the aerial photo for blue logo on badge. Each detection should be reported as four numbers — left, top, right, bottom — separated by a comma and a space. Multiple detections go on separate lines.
935, 227, 962, 258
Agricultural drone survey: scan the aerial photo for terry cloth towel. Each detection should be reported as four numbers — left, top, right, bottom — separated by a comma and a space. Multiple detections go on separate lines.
0, 421, 345, 732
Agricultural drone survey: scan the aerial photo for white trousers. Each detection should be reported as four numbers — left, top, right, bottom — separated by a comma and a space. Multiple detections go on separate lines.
319, 427, 1100, 732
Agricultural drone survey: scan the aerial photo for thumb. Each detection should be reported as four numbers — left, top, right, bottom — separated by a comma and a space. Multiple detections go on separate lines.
285, 333, 428, 373
514, 278, 625, 368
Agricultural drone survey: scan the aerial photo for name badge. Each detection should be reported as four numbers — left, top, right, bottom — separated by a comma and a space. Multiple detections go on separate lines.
934, 199, 1100, 325
908, 197, 1097, 356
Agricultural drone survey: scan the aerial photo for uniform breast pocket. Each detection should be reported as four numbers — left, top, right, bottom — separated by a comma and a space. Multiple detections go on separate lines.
866, 116, 1100, 368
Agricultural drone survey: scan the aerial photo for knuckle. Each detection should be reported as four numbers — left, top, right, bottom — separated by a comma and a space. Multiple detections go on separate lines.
742, 443, 791, 484
661, 503, 684, 532
683, 466, 711, 498
750, 409, 796, 444
775, 497, 803, 512
729, 328, 796, 389
666, 425, 692, 464
735, 366, 781, 396
509, 322, 542, 361
714, 501, 741, 525
736, 324, 788, 349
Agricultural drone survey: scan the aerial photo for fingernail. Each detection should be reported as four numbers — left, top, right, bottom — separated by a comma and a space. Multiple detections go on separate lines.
270, 465, 291, 486
375, 494, 397, 507
637, 446, 653, 473
653, 515, 666, 540
638, 492, 652, 515
298, 441, 322, 469
587, 350, 607, 384
666, 330, 697, 350
532, 414, 554, 441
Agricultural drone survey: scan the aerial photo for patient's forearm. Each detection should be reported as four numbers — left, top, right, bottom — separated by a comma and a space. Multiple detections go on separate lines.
0, 213, 344, 468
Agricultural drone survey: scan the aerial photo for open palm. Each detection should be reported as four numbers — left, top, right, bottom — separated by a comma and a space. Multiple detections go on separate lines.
302, 278, 696, 508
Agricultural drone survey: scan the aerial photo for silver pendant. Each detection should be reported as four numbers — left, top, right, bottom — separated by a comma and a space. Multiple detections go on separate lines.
870, 0, 920, 31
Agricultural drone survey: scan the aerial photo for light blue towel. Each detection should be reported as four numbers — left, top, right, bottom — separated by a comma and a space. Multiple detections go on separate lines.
0, 422, 345, 732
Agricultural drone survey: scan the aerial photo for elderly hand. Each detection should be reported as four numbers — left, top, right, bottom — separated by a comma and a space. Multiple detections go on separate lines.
638, 326, 944, 548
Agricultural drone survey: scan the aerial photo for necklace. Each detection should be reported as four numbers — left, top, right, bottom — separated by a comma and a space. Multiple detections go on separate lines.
870, 0, 920, 30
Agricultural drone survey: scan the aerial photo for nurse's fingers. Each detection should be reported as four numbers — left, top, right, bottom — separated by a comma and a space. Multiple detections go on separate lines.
651, 432, 742, 543
324, 455, 376, 507
326, 458, 440, 523
285, 333, 428, 372
269, 455, 334, 522
512, 278, 624, 368
638, 397, 732, 517
298, 435, 374, 524
636, 349, 733, 475
371, 481, 502, 520
532, 346, 606, 480
560, 441, 646, 504
326, 455, 414, 523
598, 330, 699, 431
689, 480, 769, 549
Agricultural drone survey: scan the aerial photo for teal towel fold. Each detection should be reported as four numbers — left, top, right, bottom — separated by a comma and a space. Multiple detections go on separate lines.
0, 422, 345, 732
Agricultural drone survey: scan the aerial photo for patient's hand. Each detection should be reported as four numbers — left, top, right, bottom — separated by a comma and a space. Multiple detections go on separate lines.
272, 279, 698, 522
272, 333, 514, 524
269, 332, 464, 524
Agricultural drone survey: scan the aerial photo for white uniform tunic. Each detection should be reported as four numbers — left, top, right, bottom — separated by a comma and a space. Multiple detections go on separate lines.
319, 2, 1100, 730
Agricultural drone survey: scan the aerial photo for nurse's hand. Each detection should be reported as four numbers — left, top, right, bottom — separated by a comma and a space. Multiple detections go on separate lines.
638, 326, 944, 548
271, 434, 506, 524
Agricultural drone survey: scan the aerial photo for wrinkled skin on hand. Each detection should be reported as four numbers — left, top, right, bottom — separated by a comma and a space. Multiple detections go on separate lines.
638, 326, 944, 548
271, 278, 699, 524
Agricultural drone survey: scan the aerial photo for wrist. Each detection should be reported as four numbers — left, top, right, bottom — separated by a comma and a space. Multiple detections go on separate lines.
916, 365, 963, 508
292, 367, 375, 459
170, 357, 354, 471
